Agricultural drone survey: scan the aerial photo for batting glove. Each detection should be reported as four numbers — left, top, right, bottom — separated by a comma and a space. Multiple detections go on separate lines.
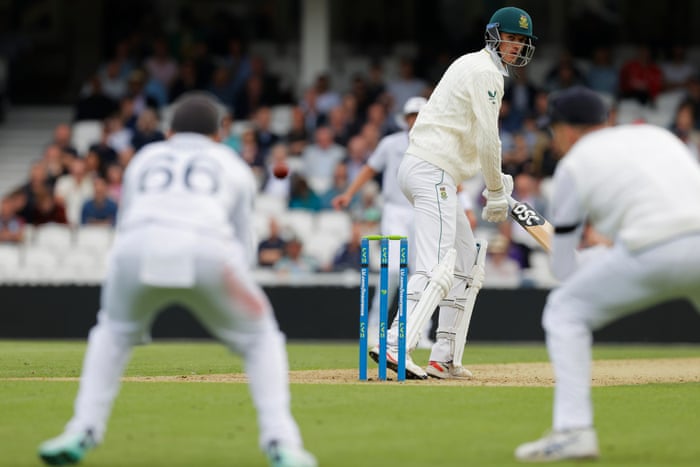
482, 187, 509, 223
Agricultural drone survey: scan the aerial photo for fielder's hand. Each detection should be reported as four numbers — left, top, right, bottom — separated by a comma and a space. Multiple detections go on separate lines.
482, 187, 509, 223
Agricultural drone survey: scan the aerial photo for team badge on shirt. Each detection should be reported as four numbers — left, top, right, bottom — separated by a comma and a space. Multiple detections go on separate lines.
439, 186, 448, 200
488, 90, 497, 104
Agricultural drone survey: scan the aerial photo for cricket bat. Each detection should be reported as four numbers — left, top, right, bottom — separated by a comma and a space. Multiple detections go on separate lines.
506, 195, 552, 252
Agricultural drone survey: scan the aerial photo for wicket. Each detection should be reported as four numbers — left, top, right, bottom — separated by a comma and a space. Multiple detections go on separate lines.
359, 235, 408, 381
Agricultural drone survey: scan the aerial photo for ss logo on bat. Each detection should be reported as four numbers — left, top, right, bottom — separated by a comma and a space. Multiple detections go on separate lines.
511, 202, 544, 226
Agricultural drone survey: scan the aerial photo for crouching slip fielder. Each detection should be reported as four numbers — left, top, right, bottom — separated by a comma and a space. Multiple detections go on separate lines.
38, 93, 317, 467
515, 86, 700, 462
374, 6, 537, 380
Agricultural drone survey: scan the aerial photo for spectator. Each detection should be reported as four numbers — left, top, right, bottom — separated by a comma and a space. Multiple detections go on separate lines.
18, 161, 53, 223
30, 190, 68, 226
326, 105, 353, 147
233, 74, 267, 120
87, 120, 120, 177
343, 135, 370, 183
219, 112, 242, 153
42, 144, 69, 187
273, 236, 318, 275
386, 57, 428, 114
365, 101, 395, 137
0, 197, 25, 243
252, 106, 279, 158
313, 73, 342, 120
483, 234, 521, 288
130, 108, 165, 151
238, 128, 265, 184
169, 59, 199, 103
669, 101, 700, 161
105, 163, 123, 203
288, 174, 322, 212
331, 222, 364, 272
51, 123, 78, 156
301, 126, 346, 194
545, 60, 586, 93
144, 36, 179, 93
257, 218, 287, 267
661, 45, 697, 91
682, 75, 700, 130
544, 52, 586, 93
619, 45, 663, 105
320, 163, 358, 211
504, 67, 538, 127
54, 157, 94, 226
98, 59, 128, 101
262, 143, 293, 201
81, 177, 118, 226
125, 69, 160, 117
208, 65, 237, 109
75, 75, 119, 122
285, 106, 309, 156
586, 46, 619, 96
221, 37, 252, 103
104, 114, 133, 156
358, 122, 381, 153
365, 61, 388, 108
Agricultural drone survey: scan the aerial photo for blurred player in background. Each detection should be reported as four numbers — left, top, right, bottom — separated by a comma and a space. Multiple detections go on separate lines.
38, 93, 317, 467
373, 6, 537, 379
332, 96, 435, 348
515, 86, 700, 462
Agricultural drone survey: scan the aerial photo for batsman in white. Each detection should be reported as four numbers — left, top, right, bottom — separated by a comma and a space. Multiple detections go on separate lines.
332, 96, 434, 349
38, 93, 317, 467
371, 6, 537, 379
515, 86, 700, 462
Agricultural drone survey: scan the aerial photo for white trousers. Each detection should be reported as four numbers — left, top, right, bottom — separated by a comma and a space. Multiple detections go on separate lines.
66, 226, 303, 451
391, 155, 477, 361
367, 203, 432, 341
543, 233, 700, 431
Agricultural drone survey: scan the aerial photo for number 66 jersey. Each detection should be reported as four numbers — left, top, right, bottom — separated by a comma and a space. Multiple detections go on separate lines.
118, 133, 257, 268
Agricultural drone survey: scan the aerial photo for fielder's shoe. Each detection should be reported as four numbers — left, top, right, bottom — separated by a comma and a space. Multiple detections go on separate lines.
266, 441, 318, 467
515, 427, 599, 462
38, 429, 97, 465
425, 360, 473, 379
369, 345, 428, 380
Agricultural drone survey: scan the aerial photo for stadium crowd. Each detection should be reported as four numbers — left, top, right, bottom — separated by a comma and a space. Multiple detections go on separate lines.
2, 29, 700, 287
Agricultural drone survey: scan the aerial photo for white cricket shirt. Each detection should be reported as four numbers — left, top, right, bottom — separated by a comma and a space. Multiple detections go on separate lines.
551, 124, 700, 277
118, 133, 257, 262
406, 48, 507, 190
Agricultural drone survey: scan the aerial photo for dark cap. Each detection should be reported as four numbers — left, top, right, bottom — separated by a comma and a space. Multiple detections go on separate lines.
548, 86, 608, 125
170, 92, 221, 135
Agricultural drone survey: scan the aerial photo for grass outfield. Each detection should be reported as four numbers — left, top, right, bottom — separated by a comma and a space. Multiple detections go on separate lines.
1, 341, 698, 466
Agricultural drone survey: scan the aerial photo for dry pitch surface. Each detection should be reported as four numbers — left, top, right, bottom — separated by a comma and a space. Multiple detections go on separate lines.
11, 357, 700, 386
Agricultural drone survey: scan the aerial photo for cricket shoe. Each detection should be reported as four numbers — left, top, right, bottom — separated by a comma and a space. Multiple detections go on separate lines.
266, 441, 318, 467
38, 429, 97, 465
515, 427, 599, 462
369, 345, 428, 380
425, 360, 473, 379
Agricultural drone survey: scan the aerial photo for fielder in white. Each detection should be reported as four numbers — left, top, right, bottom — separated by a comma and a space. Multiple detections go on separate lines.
515, 86, 700, 462
332, 96, 433, 348
38, 93, 317, 467
374, 6, 537, 379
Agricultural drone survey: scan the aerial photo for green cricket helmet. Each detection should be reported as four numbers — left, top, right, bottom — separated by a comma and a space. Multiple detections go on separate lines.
485, 7, 537, 67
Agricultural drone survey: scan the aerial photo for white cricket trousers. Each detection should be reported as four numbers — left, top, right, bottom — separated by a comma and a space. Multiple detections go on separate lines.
543, 233, 700, 431
391, 155, 477, 362
65, 226, 303, 451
